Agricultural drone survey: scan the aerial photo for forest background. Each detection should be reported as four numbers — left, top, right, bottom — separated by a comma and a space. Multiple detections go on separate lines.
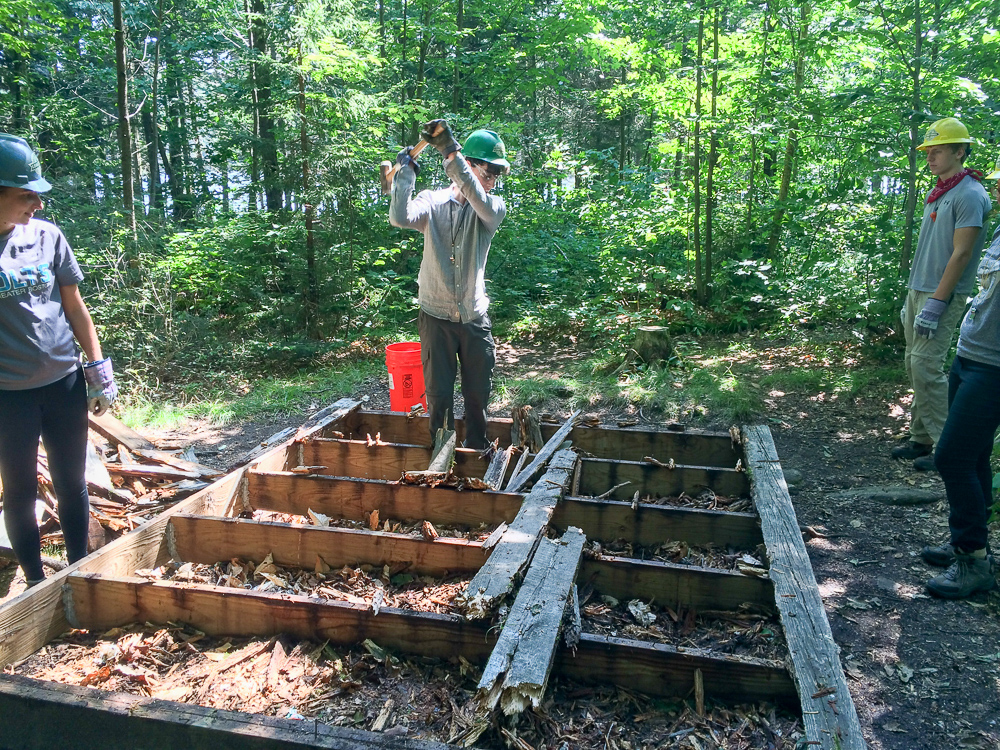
2, 0, 999, 426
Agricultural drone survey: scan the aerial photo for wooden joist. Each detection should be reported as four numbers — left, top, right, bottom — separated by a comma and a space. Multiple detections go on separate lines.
460, 449, 578, 619
742, 425, 864, 750
580, 555, 773, 611
297, 439, 490, 482
167, 514, 486, 576
553, 495, 763, 549
247, 471, 521, 528
66, 574, 497, 662
560, 633, 797, 706
577, 457, 748, 500
478, 527, 586, 715
338, 410, 740, 465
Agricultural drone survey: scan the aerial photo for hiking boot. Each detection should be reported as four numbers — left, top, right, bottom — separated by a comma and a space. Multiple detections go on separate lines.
912, 454, 937, 472
926, 551, 996, 599
891, 440, 933, 460
921, 542, 956, 567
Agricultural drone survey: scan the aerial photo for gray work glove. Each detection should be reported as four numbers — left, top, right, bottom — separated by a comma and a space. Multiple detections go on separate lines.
396, 146, 420, 176
83, 357, 119, 416
914, 298, 948, 339
421, 119, 460, 157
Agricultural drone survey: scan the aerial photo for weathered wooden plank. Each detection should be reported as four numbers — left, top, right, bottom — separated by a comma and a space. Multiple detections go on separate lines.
66, 574, 496, 663
580, 555, 773, 611
105, 463, 202, 481
247, 471, 521, 528
168, 514, 486, 576
338, 411, 739, 464
460, 449, 578, 619
560, 633, 797, 707
506, 410, 581, 493
231, 427, 297, 471
0, 673, 455, 750
298, 439, 489, 481
553, 496, 763, 549
742, 424, 865, 750
483, 445, 514, 489
577, 457, 748, 500
478, 527, 586, 714
88, 412, 157, 452
133, 449, 223, 479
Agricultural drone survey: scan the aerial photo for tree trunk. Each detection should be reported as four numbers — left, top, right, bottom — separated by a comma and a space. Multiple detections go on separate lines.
693, 7, 705, 304
113, 0, 136, 238
705, 7, 720, 298
146, 0, 164, 214
901, 0, 923, 275
747, 3, 773, 238
452, 0, 463, 113
249, 0, 281, 212
186, 78, 212, 203
765, 1, 810, 266
298, 47, 318, 338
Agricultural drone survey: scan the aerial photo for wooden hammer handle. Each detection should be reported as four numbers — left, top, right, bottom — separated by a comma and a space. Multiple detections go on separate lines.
384, 138, 431, 183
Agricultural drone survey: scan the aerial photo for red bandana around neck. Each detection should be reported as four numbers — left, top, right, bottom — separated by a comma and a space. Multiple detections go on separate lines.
926, 167, 984, 205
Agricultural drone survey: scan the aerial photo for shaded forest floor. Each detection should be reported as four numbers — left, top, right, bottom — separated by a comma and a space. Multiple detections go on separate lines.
4, 330, 1000, 749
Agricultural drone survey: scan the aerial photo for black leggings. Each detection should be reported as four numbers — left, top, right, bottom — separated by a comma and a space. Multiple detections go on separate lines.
0, 369, 90, 580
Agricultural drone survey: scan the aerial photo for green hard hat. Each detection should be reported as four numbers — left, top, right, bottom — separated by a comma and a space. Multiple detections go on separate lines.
463, 129, 510, 172
0, 135, 51, 192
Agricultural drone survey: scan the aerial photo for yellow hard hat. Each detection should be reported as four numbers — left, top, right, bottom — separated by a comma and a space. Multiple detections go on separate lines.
988, 157, 1000, 180
916, 117, 972, 151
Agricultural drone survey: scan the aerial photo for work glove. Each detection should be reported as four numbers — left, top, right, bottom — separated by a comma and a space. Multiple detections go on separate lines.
421, 119, 460, 158
914, 298, 948, 339
396, 146, 420, 177
83, 357, 119, 416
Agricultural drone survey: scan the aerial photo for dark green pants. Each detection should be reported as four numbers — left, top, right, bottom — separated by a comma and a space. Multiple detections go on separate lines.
418, 310, 495, 449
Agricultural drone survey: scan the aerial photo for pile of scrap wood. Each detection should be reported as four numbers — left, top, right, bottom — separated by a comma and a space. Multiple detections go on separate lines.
0, 413, 222, 565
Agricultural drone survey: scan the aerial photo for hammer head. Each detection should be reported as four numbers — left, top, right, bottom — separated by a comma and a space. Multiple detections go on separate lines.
379, 160, 393, 195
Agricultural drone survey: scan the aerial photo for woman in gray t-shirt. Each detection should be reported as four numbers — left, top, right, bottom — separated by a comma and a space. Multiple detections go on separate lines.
0, 135, 118, 587
922, 168, 1000, 599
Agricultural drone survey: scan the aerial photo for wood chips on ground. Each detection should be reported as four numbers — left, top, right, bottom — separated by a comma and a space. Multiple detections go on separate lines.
585, 538, 769, 574
252, 509, 497, 542
8, 624, 803, 749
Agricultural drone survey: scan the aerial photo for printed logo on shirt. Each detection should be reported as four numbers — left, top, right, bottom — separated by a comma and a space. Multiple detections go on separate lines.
0, 263, 53, 298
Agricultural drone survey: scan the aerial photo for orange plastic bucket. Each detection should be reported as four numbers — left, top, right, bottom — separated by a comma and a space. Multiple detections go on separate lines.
385, 342, 427, 412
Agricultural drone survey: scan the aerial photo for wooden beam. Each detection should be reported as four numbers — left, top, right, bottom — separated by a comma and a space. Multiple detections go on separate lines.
105, 463, 202, 481
88, 412, 156, 452
246, 471, 521, 528
0, 672, 455, 750
483, 445, 514, 489
742, 425, 865, 750
338, 411, 740, 465
580, 555, 773, 612
553, 496, 763, 549
297, 439, 488, 481
168, 514, 486, 576
66, 574, 496, 664
478, 527, 586, 714
231, 427, 297, 471
402, 428, 457, 483
460, 449, 578, 619
133, 449, 222, 479
505, 410, 581, 493
577, 457, 748, 500
560, 633, 797, 707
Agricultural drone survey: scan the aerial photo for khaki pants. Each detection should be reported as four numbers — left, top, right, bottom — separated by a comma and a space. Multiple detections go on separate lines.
902, 289, 967, 446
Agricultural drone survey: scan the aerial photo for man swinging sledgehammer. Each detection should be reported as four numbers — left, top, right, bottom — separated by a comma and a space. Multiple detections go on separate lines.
389, 120, 510, 449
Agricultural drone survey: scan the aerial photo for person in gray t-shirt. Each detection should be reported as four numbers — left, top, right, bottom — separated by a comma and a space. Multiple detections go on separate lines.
0, 135, 118, 588
893, 117, 992, 470
920, 163, 1000, 598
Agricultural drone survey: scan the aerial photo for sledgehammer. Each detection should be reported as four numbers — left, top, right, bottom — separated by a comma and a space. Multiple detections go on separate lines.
379, 123, 444, 194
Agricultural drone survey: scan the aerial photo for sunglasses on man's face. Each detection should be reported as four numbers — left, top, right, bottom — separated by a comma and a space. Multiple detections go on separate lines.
477, 163, 503, 178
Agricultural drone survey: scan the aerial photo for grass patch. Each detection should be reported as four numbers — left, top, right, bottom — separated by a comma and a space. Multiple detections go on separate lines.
118, 357, 382, 429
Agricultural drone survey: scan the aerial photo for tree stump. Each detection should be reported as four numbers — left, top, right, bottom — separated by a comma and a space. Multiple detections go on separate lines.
634, 325, 673, 364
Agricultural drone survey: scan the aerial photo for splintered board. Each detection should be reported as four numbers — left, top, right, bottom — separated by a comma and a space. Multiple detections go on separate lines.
0, 400, 862, 750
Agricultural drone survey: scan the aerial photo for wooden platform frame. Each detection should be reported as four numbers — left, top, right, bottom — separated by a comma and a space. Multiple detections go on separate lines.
0, 399, 864, 750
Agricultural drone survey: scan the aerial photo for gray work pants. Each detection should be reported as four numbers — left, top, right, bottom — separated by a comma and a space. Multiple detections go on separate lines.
419, 310, 495, 449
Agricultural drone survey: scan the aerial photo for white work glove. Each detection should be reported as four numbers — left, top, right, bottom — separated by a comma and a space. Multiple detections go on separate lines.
83, 357, 119, 416
914, 298, 948, 339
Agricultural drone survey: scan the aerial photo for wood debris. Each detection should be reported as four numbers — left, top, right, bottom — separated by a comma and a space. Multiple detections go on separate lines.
584, 537, 768, 573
